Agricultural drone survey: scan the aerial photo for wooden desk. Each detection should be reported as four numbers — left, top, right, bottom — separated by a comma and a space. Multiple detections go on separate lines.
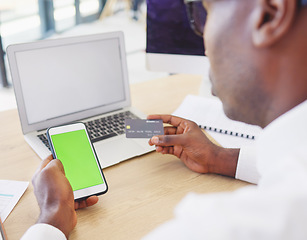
0, 74, 248, 239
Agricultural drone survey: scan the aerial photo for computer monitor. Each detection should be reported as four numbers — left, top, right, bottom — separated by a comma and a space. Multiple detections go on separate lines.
146, 0, 209, 75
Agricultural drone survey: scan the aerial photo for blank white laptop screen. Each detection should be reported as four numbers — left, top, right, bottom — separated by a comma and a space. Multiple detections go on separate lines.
15, 38, 125, 125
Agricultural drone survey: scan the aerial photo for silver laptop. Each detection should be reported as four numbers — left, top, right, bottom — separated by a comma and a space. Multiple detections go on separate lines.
7, 31, 154, 168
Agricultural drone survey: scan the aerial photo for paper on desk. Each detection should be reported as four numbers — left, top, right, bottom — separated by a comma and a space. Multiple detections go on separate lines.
172, 95, 262, 148
0, 180, 29, 222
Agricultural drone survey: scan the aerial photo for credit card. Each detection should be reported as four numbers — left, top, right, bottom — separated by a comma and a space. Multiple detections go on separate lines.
125, 119, 164, 138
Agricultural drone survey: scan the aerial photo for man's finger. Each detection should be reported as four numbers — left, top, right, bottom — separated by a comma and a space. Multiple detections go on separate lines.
33, 155, 54, 180
33, 156, 57, 186
155, 146, 163, 152
86, 196, 99, 207
147, 114, 188, 128
163, 127, 177, 135
150, 134, 186, 147
47, 159, 65, 174
39, 155, 54, 171
75, 196, 99, 209
163, 146, 174, 155
164, 126, 187, 135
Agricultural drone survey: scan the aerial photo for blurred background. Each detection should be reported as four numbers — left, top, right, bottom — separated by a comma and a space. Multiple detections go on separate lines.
0, 0, 168, 111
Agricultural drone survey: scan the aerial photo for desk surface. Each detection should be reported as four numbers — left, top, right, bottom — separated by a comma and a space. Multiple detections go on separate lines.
0, 74, 248, 239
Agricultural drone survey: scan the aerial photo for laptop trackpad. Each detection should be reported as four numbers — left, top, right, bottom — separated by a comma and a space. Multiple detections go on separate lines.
94, 137, 146, 168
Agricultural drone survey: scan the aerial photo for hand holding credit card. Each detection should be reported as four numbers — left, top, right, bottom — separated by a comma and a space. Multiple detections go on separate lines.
125, 119, 164, 138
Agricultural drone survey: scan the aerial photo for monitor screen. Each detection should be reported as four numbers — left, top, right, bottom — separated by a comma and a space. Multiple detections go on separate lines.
146, 0, 209, 74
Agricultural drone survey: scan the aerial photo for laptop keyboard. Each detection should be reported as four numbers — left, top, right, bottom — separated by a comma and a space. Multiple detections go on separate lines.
37, 111, 139, 151
38, 134, 51, 151
85, 111, 139, 142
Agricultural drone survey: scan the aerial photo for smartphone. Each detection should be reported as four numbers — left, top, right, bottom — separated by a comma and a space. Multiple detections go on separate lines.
47, 122, 108, 200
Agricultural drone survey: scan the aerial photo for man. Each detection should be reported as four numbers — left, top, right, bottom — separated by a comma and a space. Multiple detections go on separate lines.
22, 0, 307, 239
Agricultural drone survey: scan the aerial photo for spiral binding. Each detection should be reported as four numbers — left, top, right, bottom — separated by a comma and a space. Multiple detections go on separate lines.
199, 125, 256, 140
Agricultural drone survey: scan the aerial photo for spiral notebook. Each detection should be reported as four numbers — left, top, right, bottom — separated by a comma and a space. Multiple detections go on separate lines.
173, 95, 262, 148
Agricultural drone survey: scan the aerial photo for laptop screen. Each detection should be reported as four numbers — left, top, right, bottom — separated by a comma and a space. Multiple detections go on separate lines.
15, 38, 125, 125
8, 32, 131, 133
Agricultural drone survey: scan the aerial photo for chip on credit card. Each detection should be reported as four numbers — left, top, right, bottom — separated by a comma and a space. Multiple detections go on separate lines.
125, 119, 164, 138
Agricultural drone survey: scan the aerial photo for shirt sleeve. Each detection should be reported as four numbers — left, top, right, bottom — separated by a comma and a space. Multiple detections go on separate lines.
143, 185, 307, 240
21, 224, 66, 240
143, 149, 307, 240
235, 146, 260, 184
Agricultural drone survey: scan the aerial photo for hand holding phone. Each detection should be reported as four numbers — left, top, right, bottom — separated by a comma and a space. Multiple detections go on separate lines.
47, 123, 108, 200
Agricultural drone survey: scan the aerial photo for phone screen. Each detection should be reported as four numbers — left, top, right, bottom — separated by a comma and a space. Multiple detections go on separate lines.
50, 129, 104, 191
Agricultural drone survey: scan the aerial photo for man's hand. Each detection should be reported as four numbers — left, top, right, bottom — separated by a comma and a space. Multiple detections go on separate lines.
32, 155, 99, 238
148, 115, 240, 177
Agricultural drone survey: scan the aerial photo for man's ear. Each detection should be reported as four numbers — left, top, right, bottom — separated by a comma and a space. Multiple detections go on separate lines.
252, 0, 297, 47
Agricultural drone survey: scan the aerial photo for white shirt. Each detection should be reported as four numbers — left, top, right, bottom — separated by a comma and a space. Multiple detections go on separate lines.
236, 145, 259, 184
22, 100, 307, 239
21, 224, 66, 240
144, 99, 307, 239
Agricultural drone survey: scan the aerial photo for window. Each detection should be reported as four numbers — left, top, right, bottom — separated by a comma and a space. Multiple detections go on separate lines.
80, 0, 101, 17
54, 0, 77, 32
0, 0, 106, 87
0, 0, 41, 47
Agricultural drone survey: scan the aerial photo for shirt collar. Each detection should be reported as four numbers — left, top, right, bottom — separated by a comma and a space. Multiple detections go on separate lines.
256, 99, 307, 174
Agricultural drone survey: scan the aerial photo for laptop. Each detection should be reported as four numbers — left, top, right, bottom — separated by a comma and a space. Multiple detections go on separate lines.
7, 31, 154, 168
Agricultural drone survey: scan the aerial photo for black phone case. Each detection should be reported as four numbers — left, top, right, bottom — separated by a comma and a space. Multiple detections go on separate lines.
46, 122, 108, 201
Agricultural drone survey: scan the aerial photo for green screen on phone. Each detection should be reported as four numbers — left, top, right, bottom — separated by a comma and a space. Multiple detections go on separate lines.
51, 129, 104, 191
